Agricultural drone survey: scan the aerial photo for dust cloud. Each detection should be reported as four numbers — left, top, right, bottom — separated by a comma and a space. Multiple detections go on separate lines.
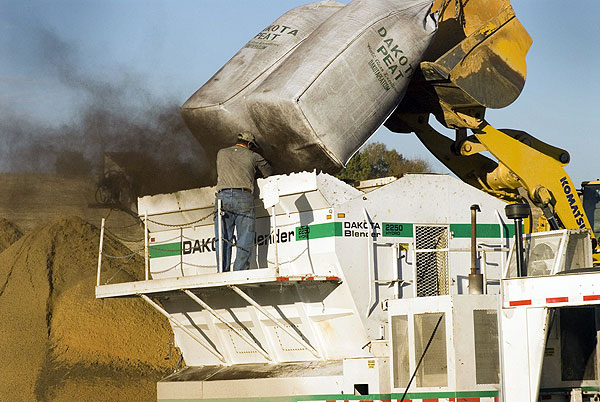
1, 26, 211, 196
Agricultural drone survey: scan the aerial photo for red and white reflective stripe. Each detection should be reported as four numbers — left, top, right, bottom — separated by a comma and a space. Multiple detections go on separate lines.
509, 299, 532, 307
276, 276, 340, 282
545, 296, 568, 303
507, 294, 600, 307
296, 398, 497, 402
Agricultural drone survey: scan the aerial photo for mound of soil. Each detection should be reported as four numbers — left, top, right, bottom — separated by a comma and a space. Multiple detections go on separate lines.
0, 173, 143, 248
0, 217, 22, 253
0, 216, 179, 402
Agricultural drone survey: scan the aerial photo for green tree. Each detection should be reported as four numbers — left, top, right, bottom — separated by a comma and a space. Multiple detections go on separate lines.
336, 142, 431, 181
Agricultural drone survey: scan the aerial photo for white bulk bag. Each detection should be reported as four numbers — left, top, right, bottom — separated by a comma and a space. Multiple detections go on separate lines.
181, 1, 344, 177
246, 0, 437, 171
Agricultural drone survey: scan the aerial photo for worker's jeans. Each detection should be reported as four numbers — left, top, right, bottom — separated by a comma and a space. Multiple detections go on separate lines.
214, 189, 255, 271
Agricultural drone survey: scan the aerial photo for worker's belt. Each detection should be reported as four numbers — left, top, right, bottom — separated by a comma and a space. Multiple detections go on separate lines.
218, 188, 252, 193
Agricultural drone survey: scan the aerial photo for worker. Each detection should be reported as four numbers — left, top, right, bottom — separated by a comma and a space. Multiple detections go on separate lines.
214, 131, 272, 271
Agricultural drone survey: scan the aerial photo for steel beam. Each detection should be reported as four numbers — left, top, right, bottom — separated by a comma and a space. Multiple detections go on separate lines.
228, 285, 320, 358
182, 289, 272, 361
139, 294, 226, 363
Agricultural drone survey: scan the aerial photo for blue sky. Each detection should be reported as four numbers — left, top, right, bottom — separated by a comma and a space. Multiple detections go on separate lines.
1, 0, 599, 185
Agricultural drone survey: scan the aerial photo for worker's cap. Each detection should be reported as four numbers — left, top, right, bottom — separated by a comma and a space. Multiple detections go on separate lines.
237, 131, 256, 145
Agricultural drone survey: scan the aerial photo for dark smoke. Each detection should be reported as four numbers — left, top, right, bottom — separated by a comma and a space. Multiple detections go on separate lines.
1, 26, 210, 196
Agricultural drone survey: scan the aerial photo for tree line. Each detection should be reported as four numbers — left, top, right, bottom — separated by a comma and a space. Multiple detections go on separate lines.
336, 142, 431, 181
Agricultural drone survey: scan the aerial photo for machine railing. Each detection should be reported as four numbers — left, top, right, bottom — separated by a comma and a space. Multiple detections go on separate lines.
97, 224, 510, 295
96, 216, 147, 287
96, 218, 105, 287
96, 208, 321, 287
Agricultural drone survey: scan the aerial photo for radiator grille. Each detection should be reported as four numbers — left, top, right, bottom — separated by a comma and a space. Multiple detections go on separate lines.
473, 309, 500, 384
391, 315, 410, 388
415, 225, 449, 297
415, 312, 447, 387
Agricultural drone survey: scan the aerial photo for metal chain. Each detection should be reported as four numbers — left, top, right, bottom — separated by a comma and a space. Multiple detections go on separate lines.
104, 252, 139, 284
437, 0, 452, 20
455, 0, 466, 27
103, 248, 144, 259
103, 207, 141, 229
106, 220, 141, 229
102, 207, 142, 229
104, 229, 144, 244
158, 234, 185, 243
183, 261, 219, 269
148, 210, 215, 228
266, 247, 308, 265
436, 0, 466, 26
150, 262, 181, 274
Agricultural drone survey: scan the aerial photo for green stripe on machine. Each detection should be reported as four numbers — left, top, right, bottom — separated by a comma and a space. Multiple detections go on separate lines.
382, 222, 413, 237
296, 222, 342, 240
150, 222, 516, 259
157, 389, 499, 402
149, 242, 182, 258
450, 223, 516, 238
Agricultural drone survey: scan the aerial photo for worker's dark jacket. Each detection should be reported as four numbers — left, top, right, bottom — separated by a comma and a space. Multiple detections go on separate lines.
215, 145, 272, 192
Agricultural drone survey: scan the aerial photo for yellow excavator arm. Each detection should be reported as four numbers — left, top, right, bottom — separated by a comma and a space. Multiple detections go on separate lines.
472, 121, 592, 233
396, 114, 594, 235
384, 0, 598, 260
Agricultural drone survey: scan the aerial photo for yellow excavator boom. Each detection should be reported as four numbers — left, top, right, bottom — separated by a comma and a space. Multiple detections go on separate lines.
384, 0, 598, 257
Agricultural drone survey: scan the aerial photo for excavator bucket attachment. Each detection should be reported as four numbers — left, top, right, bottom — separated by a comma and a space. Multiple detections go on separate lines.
387, 0, 532, 130
431, 5, 531, 109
